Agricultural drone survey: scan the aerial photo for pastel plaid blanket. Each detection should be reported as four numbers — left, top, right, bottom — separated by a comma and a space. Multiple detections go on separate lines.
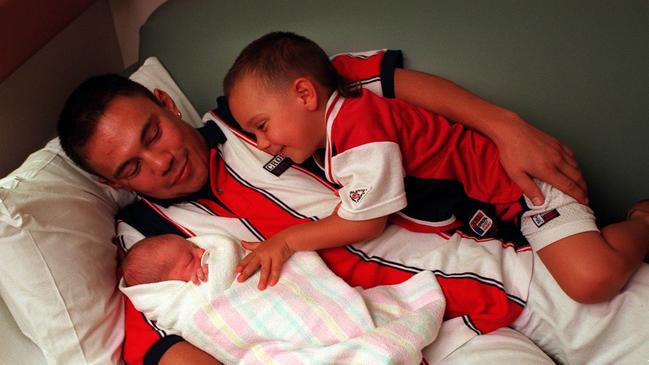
121, 235, 447, 365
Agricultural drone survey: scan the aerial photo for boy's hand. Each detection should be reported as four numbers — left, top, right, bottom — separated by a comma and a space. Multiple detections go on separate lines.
190, 264, 209, 285
236, 237, 295, 290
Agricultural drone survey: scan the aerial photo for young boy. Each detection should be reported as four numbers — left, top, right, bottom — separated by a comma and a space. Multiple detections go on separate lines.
223, 31, 649, 303
120, 234, 447, 365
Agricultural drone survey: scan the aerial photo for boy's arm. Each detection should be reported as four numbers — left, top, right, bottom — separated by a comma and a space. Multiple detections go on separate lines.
237, 213, 388, 289
393, 68, 587, 206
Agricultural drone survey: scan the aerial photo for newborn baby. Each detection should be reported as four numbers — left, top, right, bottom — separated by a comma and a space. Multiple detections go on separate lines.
121, 234, 210, 286
119, 234, 447, 365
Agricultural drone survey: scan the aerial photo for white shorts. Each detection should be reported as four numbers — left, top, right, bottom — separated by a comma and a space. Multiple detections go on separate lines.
438, 326, 554, 364
513, 254, 649, 364
519, 179, 599, 251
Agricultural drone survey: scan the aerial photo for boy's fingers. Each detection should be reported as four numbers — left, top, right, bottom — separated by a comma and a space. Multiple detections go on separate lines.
269, 259, 282, 286
237, 253, 255, 272
241, 240, 261, 250
258, 259, 270, 290
238, 256, 260, 282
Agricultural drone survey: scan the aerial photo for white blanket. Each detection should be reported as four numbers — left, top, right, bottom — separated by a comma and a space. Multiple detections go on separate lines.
120, 235, 448, 365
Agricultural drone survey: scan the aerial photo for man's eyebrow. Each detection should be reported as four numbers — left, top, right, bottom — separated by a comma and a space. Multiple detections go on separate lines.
113, 115, 154, 179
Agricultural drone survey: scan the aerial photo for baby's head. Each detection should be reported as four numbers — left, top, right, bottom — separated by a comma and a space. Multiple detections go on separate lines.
122, 234, 205, 286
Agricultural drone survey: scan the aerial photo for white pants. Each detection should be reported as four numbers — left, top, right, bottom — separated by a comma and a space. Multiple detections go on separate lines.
440, 326, 554, 364
514, 255, 649, 364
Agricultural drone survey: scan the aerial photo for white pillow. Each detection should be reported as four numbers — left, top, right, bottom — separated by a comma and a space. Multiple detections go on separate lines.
0, 57, 200, 364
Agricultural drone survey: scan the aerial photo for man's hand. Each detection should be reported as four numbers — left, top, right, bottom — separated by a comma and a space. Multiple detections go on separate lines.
236, 237, 295, 290
392, 68, 588, 205
495, 119, 587, 205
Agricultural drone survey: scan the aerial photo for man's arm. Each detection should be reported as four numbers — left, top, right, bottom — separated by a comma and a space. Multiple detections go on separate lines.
117, 202, 224, 365
393, 68, 587, 206
159, 341, 223, 365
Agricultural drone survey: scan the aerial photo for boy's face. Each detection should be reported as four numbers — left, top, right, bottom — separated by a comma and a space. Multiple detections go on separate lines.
228, 74, 326, 164
164, 238, 206, 282
82, 93, 210, 199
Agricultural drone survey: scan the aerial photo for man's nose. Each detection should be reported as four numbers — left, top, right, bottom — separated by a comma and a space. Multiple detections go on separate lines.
143, 150, 173, 176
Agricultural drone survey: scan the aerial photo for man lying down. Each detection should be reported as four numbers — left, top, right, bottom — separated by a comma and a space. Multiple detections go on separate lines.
119, 234, 447, 365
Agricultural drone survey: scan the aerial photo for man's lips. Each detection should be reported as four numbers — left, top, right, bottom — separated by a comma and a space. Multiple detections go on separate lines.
171, 157, 189, 186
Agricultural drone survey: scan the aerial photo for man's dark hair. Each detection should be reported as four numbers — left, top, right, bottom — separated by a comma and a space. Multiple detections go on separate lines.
223, 31, 357, 100
57, 74, 160, 176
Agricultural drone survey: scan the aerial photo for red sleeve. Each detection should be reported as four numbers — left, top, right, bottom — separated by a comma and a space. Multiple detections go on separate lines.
331, 49, 403, 98
116, 238, 182, 365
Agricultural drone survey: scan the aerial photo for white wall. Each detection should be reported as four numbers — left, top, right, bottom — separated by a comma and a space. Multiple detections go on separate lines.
108, 0, 168, 68
0, 0, 123, 177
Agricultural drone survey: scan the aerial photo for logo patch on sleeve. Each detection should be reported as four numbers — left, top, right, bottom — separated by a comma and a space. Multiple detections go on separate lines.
263, 154, 292, 176
349, 188, 368, 203
532, 209, 560, 227
469, 209, 493, 237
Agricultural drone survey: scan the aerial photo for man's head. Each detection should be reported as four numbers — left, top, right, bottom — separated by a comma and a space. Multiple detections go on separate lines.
58, 74, 209, 199
223, 32, 339, 163
122, 234, 206, 286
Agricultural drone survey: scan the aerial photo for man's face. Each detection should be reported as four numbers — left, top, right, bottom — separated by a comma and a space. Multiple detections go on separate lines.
83, 93, 209, 199
228, 74, 326, 164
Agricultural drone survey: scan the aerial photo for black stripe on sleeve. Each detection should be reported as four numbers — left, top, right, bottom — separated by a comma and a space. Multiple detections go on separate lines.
143, 335, 185, 365
380, 49, 404, 98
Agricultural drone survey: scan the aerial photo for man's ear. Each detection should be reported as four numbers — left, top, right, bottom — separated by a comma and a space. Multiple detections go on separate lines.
97, 176, 125, 189
292, 78, 319, 111
153, 88, 181, 116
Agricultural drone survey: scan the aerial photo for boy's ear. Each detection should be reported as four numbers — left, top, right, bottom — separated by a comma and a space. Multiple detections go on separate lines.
292, 77, 319, 111
153, 88, 181, 117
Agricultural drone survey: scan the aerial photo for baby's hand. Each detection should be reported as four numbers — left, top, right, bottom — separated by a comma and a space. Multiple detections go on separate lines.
190, 263, 209, 285
236, 237, 295, 290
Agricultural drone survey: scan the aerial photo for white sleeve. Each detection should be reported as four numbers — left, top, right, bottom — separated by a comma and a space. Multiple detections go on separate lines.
115, 220, 145, 253
332, 142, 407, 221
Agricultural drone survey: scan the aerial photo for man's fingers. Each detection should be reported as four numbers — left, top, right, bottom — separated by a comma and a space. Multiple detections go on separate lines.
561, 143, 576, 159
548, 169, 588, 205
511, 171, 545, 206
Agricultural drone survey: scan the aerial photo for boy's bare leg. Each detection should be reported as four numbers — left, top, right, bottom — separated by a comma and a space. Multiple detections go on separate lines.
539, 203, 649, 303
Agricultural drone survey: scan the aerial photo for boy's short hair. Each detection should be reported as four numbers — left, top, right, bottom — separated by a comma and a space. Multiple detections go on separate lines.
223, 31, 353, 99
57, 74, 160, 176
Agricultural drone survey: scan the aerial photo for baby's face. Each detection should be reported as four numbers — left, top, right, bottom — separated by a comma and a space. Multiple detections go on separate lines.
164, 239, 206, 282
